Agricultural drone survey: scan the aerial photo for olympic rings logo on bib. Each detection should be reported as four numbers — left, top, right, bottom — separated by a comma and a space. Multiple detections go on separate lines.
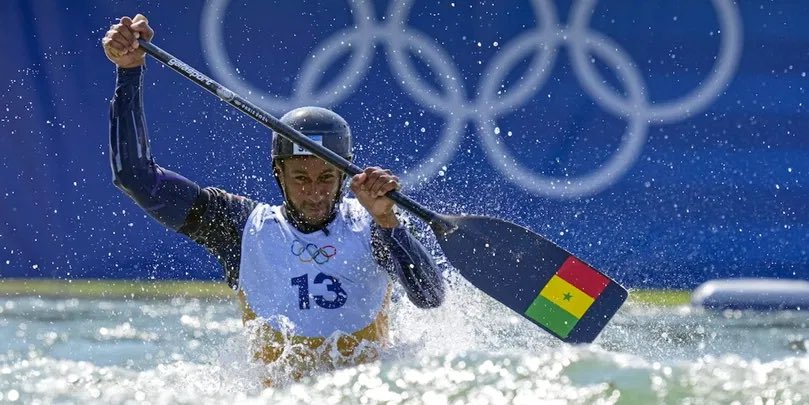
291, 240, 337, 265
202, 0, 742, 198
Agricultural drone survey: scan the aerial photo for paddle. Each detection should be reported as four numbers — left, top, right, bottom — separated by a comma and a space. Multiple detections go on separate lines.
137, 39, 628, 344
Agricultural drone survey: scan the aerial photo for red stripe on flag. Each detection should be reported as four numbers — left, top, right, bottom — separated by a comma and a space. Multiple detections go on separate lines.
556, 257, 609, 298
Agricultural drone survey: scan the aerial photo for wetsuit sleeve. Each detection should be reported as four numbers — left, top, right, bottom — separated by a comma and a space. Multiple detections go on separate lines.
179, 187, 258, 288
371, 221, 445, 308
110, 65, 200, 230
109, 66, 256, 287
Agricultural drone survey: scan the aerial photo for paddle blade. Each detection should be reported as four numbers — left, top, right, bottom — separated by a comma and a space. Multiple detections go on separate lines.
433, 215, 627, 344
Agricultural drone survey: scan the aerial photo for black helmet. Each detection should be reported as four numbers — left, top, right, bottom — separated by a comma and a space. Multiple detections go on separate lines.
271, 106, 352, 161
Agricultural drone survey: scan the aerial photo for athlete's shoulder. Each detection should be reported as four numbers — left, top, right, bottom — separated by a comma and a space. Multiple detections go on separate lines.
245, 202, 284, 228
199, 187, 262, 212
182, 187, 262, 238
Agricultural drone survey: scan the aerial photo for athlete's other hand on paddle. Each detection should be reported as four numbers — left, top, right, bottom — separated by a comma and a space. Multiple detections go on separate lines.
351, 167, 401, 228
102, 14, 154, 68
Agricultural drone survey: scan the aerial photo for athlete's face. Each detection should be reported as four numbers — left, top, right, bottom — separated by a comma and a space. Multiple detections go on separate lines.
276, 156, 342, 226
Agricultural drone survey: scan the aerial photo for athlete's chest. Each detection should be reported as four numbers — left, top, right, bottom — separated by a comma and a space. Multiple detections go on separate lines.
237, 203, 390, 337
243, 206, 381, 280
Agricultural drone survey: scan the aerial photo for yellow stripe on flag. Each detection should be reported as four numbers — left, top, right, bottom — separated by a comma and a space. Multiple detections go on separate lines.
539, 275, 595, 318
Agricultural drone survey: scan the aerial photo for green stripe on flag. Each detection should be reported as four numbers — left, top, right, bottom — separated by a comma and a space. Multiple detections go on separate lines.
524, 295, 580, 338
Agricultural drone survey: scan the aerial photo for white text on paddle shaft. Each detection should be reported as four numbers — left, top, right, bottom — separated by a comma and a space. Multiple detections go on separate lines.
167, 58, 213, 86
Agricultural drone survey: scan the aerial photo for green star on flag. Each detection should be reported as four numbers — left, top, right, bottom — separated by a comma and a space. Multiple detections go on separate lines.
523, 257, 611, 338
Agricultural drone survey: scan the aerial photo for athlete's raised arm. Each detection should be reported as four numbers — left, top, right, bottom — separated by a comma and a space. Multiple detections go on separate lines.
104, 14, 200, 231
103, 15, 258, 286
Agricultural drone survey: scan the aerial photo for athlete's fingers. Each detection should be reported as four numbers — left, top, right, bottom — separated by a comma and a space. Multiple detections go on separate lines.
130, 14, 154, 43
129, 22, 146, 49
106, 30, 132, 54
103, 31, 123, 50
374, 171, 397, 195
102, 38, 125, 59
350, 172, 368, 193
111, 35, 132, 53
359, 167, 380, 190
104, 27, 122, 45
376, 176, 399, 197
116, 20, 135, 42
115, 27, 137, 51
102, 37, 122, 58
372, 177, 391, 197
367, 169, 395, 197
380, 176, 400, 196
364, 168, 386, 195
353, 172, 368, 186
353, 167, 399, 198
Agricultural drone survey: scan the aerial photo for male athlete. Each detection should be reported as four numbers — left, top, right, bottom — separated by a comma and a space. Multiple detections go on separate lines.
102, 14, 445, 380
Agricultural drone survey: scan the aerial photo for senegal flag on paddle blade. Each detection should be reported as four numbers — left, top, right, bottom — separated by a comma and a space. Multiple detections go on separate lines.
524, 256, 612, 339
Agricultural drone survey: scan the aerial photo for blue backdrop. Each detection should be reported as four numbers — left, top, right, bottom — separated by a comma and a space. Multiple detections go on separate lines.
1, 0, 807, 288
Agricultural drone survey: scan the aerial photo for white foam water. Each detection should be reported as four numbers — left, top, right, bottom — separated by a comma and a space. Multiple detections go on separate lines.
1, 276, 807, 404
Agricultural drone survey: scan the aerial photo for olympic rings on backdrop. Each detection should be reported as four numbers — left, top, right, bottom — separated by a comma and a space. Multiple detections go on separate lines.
202, 0, 742, 198
291, 240, 337, 265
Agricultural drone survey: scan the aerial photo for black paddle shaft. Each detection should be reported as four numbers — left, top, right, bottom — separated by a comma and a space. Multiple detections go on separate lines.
136, 40, 453, 232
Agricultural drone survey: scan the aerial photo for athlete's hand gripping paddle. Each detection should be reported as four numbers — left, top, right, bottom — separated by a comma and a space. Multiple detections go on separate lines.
137, 39, 628, 343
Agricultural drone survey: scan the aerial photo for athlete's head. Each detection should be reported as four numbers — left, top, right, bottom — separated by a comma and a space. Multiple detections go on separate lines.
271, 106, 352, 230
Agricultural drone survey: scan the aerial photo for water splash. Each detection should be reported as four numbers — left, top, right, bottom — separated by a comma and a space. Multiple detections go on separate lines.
1, 288, 809, 403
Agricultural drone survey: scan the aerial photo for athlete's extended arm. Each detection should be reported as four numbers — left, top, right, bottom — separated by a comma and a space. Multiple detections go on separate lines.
352, 168, 445, 308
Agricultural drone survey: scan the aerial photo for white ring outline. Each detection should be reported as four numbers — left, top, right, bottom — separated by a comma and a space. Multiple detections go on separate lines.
200, 0, 743, 198
568, 0, 743, 123
201, 0, 375, 111
477, 29, 649, 198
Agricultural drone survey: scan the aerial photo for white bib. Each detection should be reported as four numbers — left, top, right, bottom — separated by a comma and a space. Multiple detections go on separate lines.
238, 199, 390, 338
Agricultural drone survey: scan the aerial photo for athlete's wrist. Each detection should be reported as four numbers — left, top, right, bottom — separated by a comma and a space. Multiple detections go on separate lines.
373, 211, 399, 228
116, 65, 145, 83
